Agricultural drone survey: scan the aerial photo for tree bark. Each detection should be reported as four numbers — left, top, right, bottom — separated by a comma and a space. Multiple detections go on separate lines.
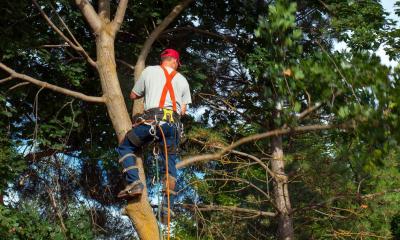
96, 29, 131, 142
271, 134, 294, 239
96, 26, 159, 240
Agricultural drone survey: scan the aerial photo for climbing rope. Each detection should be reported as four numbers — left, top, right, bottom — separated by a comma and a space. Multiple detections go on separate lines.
153, 146, 164, 240
148, 120, 172, 240
157, 124, 171, 240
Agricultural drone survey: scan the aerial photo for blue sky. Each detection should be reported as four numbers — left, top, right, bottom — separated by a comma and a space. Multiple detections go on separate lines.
382, 0, 399, 25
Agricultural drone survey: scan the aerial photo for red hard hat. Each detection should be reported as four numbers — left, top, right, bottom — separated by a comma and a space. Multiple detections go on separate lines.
160, 48, 181, 65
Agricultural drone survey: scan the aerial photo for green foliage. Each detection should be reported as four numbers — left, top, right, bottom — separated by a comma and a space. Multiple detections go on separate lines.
392, 214, 400, 239
0, 203, 94, 240
0, 204, 64, 240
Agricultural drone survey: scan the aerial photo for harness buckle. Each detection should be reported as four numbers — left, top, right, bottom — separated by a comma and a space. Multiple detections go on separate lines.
162, 108, 175, 123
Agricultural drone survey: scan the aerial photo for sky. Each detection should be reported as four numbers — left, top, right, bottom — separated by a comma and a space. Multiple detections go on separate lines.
382, 0, 399, 24
378, 0, 399, 67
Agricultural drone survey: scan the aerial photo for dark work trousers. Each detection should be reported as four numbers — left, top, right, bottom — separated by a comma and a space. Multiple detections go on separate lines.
116, 123, 179, 184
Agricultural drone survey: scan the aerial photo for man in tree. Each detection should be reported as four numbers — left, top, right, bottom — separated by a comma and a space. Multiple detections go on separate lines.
116, 49, 191, 221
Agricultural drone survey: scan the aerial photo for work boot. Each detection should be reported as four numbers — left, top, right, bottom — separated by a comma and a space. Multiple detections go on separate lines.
117, 180, 144, 200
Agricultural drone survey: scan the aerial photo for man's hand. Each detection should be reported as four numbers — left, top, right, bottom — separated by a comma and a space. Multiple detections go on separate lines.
130, 91, 142, 100
181, 104, 187, 115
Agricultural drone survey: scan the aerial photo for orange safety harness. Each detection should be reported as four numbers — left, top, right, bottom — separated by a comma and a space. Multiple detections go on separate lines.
159, 65, 178, 112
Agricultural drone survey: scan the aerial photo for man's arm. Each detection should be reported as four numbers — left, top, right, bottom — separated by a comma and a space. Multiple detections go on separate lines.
130, 91, 143, 100
181, 104, 187, 115
181, 79, 192, 115
131, 68, 147, 100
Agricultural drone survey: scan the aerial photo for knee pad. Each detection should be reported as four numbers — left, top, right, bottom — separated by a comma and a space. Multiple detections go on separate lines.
126, 129, 143, 147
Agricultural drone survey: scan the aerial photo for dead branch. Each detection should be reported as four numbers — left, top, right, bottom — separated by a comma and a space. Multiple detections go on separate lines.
177, 123, 353, 169
362, 188, 400, 200
33, 0, 97, 67
116, 59, 135, 70
162, 26, 236, 43
0, 63, 105, 103
189, 138, 276, 178
181, 204, 277, 218
0, 76, 13, 84
8, 82, 30, 90
47, 188, 67, 233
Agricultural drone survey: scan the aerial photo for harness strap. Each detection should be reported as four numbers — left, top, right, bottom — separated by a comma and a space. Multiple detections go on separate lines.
123, 165, 138, 173
159, 66, 178, 112
118, 153, 137, 163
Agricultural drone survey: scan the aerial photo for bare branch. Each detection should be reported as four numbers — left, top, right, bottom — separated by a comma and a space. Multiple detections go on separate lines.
162, 26, 236, 43
134, 0, 194, 80
47, 188, 67, 233
0, 63, 105, 103
9, 82, 30, 90
33, 0, 97, 67
181, 204, 277, 218
177, 123, 354, 169
75, 0, 102, 33
111, 0, 128, 35
189, 138, 276, 178
40, 44, 70, 48
0, 76, 13, 84
116, 59, 135, 71
362, 188, 400, 200
298, 102, 322, 120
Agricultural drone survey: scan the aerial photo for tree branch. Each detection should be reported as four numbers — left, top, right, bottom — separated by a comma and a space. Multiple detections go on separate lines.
177, 123, 354, 169
162, 26, 236, 43
362, 188, 400, 200
111, 0, 128, 35
134, 0, 193, 80
0, 63, 105, 103
189, 138, 276, 178
0, 76, 13, 84
116, 59, 135, 70
75, 0, 102, 33
33, 0, 97, 68
181, 204, 277, 218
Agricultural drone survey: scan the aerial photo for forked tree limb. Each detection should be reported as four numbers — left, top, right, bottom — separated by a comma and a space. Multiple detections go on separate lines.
181, 204, 277, 218
75, 0, 102, 33
177, 123, 354, 169
0, 63, 105, 103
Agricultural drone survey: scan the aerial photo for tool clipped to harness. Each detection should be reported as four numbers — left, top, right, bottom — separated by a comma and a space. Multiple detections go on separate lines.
162, 108, 175, 123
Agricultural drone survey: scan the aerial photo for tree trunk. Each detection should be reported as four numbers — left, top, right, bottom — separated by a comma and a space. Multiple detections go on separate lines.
96, 27, 159, 240
271, 135, 294, 240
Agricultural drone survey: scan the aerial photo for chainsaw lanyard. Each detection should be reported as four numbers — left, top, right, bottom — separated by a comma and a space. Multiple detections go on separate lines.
159, 65, 178, 112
